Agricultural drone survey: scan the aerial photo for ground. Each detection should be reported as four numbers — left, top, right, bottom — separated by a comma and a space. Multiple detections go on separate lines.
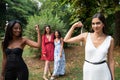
23, 45, 120, 80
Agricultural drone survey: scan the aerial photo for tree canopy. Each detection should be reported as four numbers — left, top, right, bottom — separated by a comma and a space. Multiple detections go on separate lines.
0, 0, 120, 46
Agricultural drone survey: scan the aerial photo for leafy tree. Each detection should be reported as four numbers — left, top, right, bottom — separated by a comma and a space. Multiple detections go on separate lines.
24, 0, 68, 54
5, 0, 39, 25
0, 1, 6, 37
24, 11, 65, 40
113, 0, 120, 46
64, 0, 120, 46
24, 10, 65, 56
0, 0, 39, 37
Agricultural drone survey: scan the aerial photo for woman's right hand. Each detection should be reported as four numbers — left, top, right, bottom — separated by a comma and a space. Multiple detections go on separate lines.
72, 21, 83, 28
43, 54, 46, 57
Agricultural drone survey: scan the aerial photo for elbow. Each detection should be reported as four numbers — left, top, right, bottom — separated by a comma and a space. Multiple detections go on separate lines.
37, 44, 41, 48
64, 39, 69, 43
63, 38, 67, 42
34, 44, 41, 48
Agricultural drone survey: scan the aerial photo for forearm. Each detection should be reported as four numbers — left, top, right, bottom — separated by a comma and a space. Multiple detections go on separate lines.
37, 31, 41, 48
109, 60, 115, 80
1, 59, 6, 76
60, 45, 63, 54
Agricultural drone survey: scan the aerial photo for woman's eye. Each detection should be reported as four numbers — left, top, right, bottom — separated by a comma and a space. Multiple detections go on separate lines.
92, 23, 95, 25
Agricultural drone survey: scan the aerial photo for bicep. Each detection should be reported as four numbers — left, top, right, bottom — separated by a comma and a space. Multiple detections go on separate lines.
25, 38, 38, 48
64, 33, 86, 43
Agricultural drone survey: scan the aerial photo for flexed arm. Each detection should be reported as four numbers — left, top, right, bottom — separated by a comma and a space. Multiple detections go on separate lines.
64, 21, 85, 43
25, 25, 41, 48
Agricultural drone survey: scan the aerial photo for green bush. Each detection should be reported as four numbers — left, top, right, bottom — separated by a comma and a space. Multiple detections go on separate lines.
24, 10, 66, 40
24, 9, 66, 56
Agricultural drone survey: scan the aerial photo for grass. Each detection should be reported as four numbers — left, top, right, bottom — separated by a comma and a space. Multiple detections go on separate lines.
0, 45, 120, 80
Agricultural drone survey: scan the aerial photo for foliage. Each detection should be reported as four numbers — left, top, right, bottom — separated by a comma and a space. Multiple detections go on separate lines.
66, 0, 120, 46
0, 1, 6, 37
24, 0, 73, 54
64, 0, 119, 35
24, 0, 76, 39
0, 0, 39, 37
24, 13, 66, 40
5, 0, 39, 24
1, 0, 120, 45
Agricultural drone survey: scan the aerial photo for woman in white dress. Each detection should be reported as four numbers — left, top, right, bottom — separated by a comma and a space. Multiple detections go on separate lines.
64, 12, 114, 80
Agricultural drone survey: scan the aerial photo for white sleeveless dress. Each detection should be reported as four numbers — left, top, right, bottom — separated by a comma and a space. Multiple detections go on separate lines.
83, 33, 112, 80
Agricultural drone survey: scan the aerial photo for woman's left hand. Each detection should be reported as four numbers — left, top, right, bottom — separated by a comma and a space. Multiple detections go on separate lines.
35, 25, 40, 32
60, 53, 62, 58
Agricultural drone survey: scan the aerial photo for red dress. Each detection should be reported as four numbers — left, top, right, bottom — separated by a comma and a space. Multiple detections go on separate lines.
41, 34, 54, 61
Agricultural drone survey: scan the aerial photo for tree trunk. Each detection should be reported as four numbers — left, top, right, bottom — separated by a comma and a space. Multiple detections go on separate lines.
114, 11, 120, 46
0, 1, 6, 37
113, 0, 120, 46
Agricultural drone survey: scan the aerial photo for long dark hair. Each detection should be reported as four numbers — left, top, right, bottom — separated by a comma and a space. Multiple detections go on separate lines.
92, 12, 107, 35
44, 25, 51, 34
54, 30, 61, 39
2, 20, 22, 52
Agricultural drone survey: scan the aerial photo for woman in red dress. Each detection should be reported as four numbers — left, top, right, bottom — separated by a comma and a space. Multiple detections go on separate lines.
41, 25, 54, 80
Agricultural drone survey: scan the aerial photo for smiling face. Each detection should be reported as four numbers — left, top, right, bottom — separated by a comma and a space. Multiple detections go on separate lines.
92, 18, 104, 33
45, 26, 51, 34
55, 31, 59, 38
54, 30, 61, 39
12, 23, 22, 37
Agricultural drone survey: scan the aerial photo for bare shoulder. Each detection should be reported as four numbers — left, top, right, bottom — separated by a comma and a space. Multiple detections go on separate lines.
22, 37, 27, 40
110, 36, 114, 43
21, 37, 28, 43
111, 36, 114, 40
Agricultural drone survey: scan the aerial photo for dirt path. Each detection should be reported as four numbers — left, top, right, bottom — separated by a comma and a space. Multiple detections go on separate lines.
24, 46, 120, 79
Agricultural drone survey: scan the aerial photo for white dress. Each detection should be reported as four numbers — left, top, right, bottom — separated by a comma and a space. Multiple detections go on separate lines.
83, 33, 112, 80
53, 40, 65, 76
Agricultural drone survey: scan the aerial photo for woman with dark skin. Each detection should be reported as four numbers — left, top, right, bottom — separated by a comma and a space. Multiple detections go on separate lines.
64, 13, 114, 80
0, 20, 41, 80
41, 25, 54, 80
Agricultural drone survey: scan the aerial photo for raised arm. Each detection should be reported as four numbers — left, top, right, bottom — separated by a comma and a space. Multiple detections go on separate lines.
64, 21, 86, 43
107, 37, 115, 80
25, 25, 41, 48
